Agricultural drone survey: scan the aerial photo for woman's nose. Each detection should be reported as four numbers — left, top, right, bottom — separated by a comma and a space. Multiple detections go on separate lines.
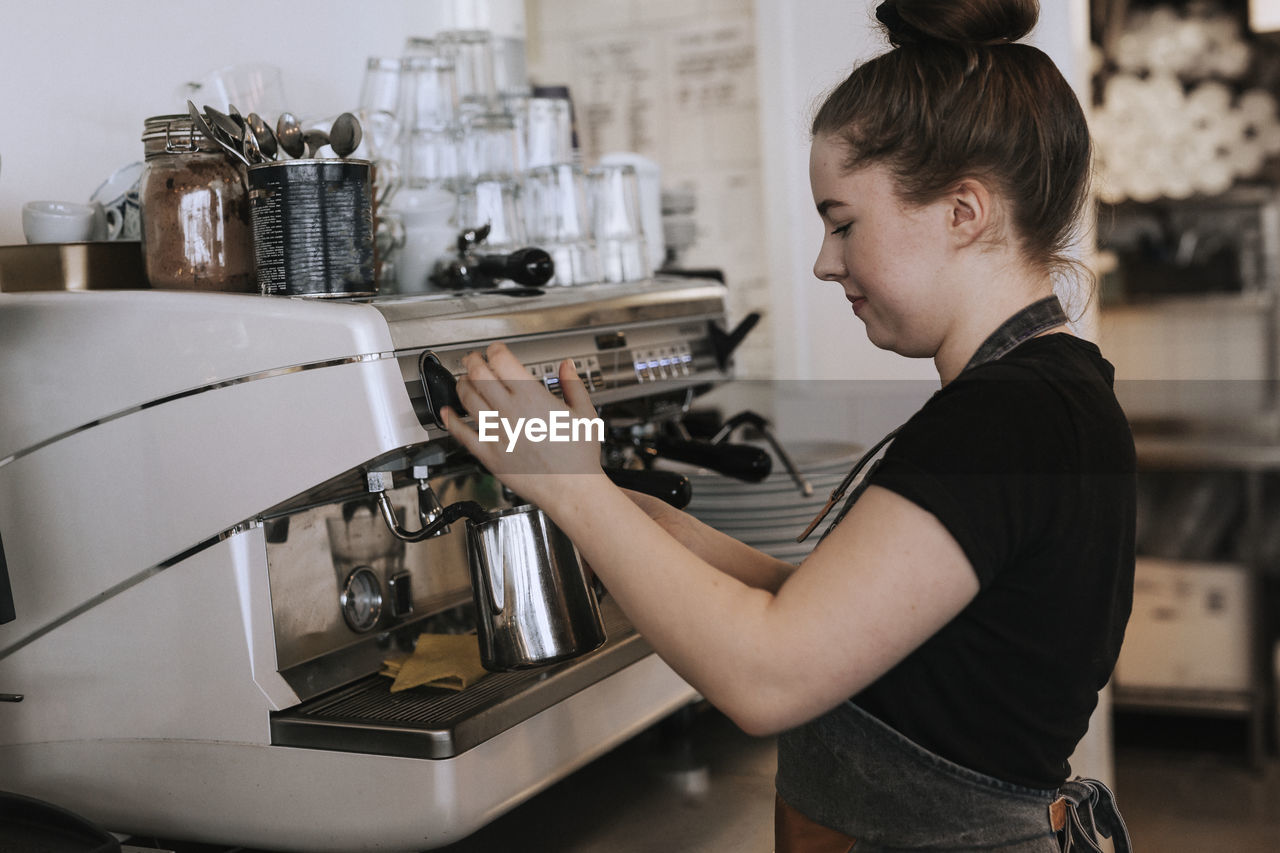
812, 241, 846, 282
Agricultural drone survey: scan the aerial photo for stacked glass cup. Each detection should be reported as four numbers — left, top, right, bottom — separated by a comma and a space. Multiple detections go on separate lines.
390, 45, 464, 294
522, 98, 603, 286
361, 28, 652, 292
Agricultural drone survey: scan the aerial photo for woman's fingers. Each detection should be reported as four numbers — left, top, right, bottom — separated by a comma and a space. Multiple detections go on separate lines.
454, 376, 488, 418
484, 341, 533, 382
441, 406, 479, 455
559, 358, 596, 417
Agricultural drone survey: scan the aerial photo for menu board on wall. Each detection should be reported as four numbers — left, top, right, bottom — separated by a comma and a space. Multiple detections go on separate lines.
532, 4, 772, 375
570, 34, 661, 161
568, 22, 757, 168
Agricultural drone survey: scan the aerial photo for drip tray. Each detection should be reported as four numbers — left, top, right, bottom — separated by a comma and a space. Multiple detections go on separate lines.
270, 603, 648, 759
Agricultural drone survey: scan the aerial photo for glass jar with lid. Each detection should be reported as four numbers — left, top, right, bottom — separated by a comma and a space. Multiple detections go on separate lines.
138, 115, 255, 291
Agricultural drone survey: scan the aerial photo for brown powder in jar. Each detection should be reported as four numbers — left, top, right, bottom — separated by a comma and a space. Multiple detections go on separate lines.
140, 154, 257, 292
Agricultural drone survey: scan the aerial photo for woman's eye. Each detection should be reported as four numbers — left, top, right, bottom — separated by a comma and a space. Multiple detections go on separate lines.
830, 222, 853, 236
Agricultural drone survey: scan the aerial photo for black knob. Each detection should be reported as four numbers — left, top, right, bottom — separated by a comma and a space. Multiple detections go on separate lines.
604, 467, 693, 509
419, 352, 466, 430
652, 437, 772, 483
477, 248, 555, 287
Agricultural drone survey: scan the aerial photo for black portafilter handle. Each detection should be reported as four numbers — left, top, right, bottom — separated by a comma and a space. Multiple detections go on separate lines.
604, 467, 692, 510
419, 351, 466, 430
476, 247, 555, 288
651, 436, 772, 483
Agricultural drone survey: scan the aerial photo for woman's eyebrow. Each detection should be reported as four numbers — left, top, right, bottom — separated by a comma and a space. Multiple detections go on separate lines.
816, 199, 847, 217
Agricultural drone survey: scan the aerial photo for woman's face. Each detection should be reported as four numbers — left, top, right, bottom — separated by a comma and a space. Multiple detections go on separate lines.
809, 134, 955, 358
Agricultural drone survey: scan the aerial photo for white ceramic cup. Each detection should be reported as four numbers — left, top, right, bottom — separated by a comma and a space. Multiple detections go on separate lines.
22, 201, 104, 244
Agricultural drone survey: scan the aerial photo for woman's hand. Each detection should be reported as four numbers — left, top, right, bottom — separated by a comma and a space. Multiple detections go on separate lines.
442, 342, 608, 513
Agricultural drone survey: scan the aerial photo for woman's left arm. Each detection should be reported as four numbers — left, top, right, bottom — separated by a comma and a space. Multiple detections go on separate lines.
446, 343, 979, 736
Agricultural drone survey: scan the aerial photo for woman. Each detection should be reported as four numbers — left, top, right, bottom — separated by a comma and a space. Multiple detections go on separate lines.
444, 1, 1135, 850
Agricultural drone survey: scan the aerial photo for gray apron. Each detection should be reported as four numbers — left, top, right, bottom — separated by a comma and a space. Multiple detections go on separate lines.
778, 297, 1132, 852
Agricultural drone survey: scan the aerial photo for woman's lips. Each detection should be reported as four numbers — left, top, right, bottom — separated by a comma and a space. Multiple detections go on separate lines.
847, 295, 866, 314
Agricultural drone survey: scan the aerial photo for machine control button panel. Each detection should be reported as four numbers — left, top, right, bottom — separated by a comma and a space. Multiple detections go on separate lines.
633, 343, 693, 383
518, 343, 701, 394
401, 319, 722, 433
527, 355, 603, 398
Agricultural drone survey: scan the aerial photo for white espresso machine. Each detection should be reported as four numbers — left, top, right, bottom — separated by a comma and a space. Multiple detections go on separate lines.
0, 277, 744, 851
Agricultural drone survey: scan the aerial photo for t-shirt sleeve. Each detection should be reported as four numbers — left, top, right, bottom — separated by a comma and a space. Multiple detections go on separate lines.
866, 365, 1075, 588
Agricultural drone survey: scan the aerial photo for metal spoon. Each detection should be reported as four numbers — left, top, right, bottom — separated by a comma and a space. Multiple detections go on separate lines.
228, 105, 257, 162
276, 112, 305, 159
246, 112, 278, 160
204, 105, 244, 152
303, 129, 330, 159
186, 100, 251, 168
329, 112, 363, 158
243, 128, 264, 164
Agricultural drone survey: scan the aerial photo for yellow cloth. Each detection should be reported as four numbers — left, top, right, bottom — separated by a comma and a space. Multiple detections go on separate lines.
380, 633, 489, 693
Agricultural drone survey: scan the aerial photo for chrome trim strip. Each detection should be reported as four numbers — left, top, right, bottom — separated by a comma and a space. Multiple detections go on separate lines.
0, 353, 390, 470
376, 279, 728, 351
0, 533, 232, 663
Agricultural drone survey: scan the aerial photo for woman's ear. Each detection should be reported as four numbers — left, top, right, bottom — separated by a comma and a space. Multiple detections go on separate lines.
946, 178, 995, 248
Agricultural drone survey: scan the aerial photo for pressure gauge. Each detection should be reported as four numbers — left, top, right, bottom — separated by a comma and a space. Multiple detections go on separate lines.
340, 567, 383, 633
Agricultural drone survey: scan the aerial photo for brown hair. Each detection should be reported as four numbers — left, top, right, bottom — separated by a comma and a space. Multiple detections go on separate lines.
812, 0, 1092, 283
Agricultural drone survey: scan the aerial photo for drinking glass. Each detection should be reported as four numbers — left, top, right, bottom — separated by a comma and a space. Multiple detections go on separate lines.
590, 164, 651, 282
400, 55, 458, 133
403, 127, 462, 189
525, 164, 598, 285
358, 57, 403, 158
493, 35, 531, 100
359, 57, 406, 210
599, 152, 665, 271
177, 62, 287, 118
461, 112, 520, 181
458, 179, 526, 253
523, 98, 573, 170
437, 29, 498, 117
403, 36, 436, 57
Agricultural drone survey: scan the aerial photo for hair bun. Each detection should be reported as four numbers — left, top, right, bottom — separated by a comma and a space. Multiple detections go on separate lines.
875, 0, 1038, 48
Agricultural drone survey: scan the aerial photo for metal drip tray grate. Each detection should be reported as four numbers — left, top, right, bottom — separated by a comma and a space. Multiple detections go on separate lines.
270, 604, 648, 759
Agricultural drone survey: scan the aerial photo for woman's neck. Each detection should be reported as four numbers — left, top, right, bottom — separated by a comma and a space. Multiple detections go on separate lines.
933, 272, 1059, 385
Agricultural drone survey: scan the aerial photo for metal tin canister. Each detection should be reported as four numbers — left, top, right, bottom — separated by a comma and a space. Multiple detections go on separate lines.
247, 159, 375, 297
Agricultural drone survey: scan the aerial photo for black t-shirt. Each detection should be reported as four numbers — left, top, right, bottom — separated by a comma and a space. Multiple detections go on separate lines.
856, 333, 1136, 789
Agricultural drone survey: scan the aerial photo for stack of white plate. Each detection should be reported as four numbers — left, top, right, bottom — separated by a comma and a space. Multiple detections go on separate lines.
662, 441, 863, 564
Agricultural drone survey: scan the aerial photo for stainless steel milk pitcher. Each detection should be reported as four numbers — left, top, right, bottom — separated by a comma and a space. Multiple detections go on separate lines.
367, 472, 606, 671
466, 504, 606, 670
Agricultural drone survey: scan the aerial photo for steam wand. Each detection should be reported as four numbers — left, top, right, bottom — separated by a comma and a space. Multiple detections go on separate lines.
367, 470, 488, 543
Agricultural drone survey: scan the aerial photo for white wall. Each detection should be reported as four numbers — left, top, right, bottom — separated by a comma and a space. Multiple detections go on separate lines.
0, 0, 525, 247
754, 0, 1093, 381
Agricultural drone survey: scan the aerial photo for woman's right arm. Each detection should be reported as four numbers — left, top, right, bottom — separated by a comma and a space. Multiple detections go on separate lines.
621, 489, 796, 593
